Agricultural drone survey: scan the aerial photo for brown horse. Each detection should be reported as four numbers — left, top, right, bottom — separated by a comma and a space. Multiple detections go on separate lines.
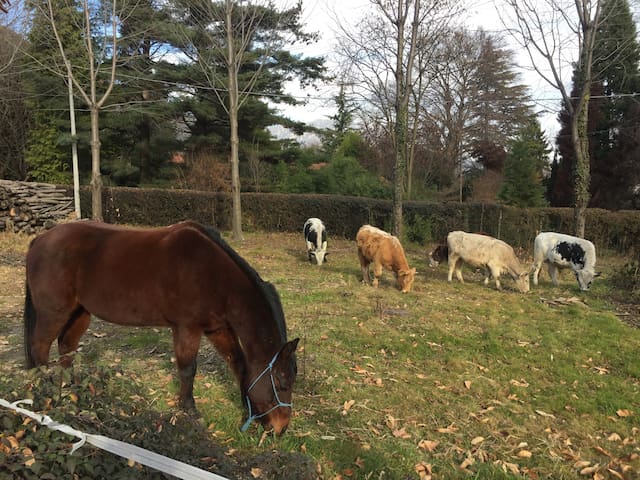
24, 220, 299, 434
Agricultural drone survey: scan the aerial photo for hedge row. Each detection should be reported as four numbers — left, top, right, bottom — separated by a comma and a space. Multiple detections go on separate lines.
69, 186, 640, 254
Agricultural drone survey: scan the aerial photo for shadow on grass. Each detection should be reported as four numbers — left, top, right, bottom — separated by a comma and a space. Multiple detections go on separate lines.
0, 363, 317, 479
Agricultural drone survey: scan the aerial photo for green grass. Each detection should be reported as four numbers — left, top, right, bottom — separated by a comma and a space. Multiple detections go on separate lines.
1, 230, 639, 479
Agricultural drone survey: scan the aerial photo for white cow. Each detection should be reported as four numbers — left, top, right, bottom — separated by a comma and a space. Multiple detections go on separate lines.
447, 231, 530, 293
532, 232, 599, 291
303, 218, 328, 265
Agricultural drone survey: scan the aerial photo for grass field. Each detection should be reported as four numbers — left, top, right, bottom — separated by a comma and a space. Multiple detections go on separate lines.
0, 228, 639, 479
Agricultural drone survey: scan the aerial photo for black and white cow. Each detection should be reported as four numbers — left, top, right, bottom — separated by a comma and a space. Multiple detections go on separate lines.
303, 218, 328, 265
532, 232, 599, 291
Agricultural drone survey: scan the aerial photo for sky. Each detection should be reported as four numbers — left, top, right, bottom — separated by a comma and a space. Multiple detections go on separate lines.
268, 0, 371, 143
271, 0, 566, 146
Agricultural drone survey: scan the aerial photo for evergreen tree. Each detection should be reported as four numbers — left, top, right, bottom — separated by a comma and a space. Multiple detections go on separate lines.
470, 32, 534, 165
101, 0, 183, 184
322, 83, 356, 155
551, 0, 640, 209
169, 0, 325, 157
590, 0, 640, 208
498, 120, 549, 207
23, 0, 88, 183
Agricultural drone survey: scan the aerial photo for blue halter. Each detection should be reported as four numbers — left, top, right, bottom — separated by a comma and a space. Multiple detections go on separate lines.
240, 349, 292, 432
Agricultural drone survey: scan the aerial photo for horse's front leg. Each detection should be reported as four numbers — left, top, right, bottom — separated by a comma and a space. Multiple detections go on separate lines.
206, 328, 245, 392
171, 326, 201, 412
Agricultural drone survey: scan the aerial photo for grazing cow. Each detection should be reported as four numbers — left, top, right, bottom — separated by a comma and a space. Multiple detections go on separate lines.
356, 225, 416, 293
303, 218, 328, 265
429, 231, 492, 267
447, 231, 530, 293
532, 232, 599, 291
428, 243, 448, 267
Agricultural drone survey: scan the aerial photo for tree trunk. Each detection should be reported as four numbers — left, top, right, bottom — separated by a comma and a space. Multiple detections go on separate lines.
393, 105, 407, 237
572, 91, 590, 238
227, 1, 243, 241
392, 1, 406, 238
90, 106, 103, 221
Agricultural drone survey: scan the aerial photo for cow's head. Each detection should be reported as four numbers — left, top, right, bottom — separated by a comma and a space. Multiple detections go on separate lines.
428, 245, 448, 267
516, 271, 530, 293
575, 270, 600, 291
308, 249, 328, 265
397, 268, 416, 293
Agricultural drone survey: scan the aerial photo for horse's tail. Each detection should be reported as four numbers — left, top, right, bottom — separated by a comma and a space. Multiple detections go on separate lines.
24, 282, 37, 369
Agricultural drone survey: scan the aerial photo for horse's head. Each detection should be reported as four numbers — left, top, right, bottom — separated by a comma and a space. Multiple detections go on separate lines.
242, 338, 299, 435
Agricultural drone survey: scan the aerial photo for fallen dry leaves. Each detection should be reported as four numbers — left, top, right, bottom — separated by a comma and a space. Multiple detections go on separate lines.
250, 467, 263, 478
414, 461, 432, 480
616, 409, 633, 417
341, 399, 355, 416
417, 439, 439, 452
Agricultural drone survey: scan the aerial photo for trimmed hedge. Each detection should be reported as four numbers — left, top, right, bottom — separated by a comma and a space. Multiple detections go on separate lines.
69, 186, 640, 254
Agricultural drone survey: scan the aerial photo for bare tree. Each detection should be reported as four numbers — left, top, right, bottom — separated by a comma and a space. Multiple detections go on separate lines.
427, 29, 477, 202
502, 0, 602, 237
336, 0, 454, 235
420, 28, 532, 201
44, 0, 122, 221
0, 15, 29, 179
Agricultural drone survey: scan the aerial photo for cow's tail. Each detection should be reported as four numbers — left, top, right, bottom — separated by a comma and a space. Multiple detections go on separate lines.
24, 282, 37, 369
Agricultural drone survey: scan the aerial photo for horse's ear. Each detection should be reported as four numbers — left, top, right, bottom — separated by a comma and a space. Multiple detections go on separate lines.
281, 338, 299, 357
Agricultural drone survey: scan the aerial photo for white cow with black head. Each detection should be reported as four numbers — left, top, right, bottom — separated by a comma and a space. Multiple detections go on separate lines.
532, 232, 599, 291
303, 218, 328, 265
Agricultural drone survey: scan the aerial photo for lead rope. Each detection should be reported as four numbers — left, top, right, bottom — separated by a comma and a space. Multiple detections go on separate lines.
240, 350, 292, 432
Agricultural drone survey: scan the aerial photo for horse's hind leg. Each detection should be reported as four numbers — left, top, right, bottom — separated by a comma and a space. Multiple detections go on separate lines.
57, 308, 91, 368
172, 326, 201, 412
27, 309, 75, 368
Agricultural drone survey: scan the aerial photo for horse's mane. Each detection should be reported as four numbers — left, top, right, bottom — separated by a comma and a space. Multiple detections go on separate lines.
191, 222, 288, 341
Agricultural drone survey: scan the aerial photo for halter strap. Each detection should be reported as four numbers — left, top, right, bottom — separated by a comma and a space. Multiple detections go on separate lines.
240, 349, 292, 432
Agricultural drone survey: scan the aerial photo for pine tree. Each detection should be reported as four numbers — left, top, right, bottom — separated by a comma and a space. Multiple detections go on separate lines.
23, 0, 88, 183
323, 83, 355, 155
498, 120, 549, 208
590, 0, 640, 208
551, 0, 640, 209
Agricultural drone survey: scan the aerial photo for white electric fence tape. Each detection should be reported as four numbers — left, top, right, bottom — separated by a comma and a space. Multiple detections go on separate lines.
0, 398, 229, 480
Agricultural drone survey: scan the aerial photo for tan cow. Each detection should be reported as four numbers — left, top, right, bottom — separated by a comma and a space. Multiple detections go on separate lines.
447, 231, 530, 293
356, 225, 416, 293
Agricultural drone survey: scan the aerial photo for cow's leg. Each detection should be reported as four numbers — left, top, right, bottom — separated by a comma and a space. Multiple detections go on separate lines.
531, 259, 542, 285
372, 261, 383, 288
172, 326, 201, 412
454, 258, 465, 283
447, 255, 458, 282
57, 308, 91, 368
487, 265, 501, 290
548, 264, 559, 286
483, 267, 491, 285
358, 251, 370, 285
206, 328, 245, 390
